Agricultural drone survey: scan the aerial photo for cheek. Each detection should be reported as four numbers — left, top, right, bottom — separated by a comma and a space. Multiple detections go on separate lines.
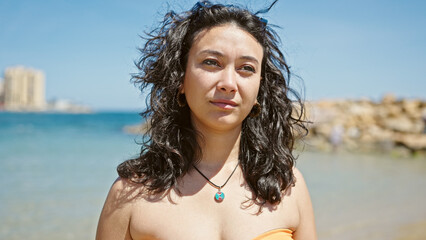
242, 81, 261, 103
183, 72, 206, 107
183, 70, 214, 95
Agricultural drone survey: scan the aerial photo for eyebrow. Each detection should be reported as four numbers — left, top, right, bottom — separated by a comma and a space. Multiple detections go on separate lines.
199, 49, 259, 64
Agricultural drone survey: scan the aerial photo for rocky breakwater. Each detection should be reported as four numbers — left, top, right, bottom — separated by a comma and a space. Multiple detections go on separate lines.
305, 94, 426, 156
123, 121, 150, 135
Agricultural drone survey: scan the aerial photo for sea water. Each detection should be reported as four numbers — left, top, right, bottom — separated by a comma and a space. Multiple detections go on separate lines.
0, 112, 142, 239
1, 112, 425, 240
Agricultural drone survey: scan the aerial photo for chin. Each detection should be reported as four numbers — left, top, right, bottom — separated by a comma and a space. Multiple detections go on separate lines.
212, 116, 244, 129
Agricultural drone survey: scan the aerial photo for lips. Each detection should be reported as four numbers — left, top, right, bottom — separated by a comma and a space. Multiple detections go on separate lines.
210, 99, 238, 109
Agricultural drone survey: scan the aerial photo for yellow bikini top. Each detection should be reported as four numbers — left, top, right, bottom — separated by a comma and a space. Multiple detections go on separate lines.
252, 229, 293, 240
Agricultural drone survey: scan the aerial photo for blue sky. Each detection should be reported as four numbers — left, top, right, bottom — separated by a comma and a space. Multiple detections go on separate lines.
1, 0, 425, 111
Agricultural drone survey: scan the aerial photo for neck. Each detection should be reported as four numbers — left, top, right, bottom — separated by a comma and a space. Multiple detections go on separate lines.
194, 123, 241, 170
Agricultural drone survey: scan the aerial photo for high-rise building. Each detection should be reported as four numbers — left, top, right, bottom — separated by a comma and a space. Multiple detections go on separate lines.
3, 66, 46, 111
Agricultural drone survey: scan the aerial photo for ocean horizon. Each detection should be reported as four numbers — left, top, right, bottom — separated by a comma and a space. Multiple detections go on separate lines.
1, 112, 425, 240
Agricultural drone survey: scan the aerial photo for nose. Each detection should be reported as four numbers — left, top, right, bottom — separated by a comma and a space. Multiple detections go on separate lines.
217, 67, 237, 93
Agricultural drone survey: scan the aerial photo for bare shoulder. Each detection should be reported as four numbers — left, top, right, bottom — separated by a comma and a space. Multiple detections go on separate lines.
292, 167, 317, 240
96, 177, 144, 240
292, 168, 308, 196
104, 177, 143, 211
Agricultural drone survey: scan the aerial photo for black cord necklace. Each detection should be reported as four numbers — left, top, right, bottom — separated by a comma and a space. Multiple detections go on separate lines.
193, 162, 239, 202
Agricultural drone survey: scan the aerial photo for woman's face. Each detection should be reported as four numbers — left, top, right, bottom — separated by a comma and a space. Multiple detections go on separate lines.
182, 23, 263, 132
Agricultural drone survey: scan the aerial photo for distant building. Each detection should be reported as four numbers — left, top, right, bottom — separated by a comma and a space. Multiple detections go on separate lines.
47, 99, 92, 113
0, 66, 91, 113
2, 66, 46, 111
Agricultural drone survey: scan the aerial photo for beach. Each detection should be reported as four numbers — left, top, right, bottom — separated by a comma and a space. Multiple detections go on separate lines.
298, 151, 426, 239
1, 112, 425, 239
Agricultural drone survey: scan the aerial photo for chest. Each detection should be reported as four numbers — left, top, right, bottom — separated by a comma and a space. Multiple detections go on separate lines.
129, 180, 298, 240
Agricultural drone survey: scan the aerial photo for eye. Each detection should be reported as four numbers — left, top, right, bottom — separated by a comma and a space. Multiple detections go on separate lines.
202, 59, 220, 67
239, 65, 256, 73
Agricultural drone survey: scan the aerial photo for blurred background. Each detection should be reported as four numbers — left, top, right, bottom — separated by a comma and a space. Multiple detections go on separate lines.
0, 0, 425, 239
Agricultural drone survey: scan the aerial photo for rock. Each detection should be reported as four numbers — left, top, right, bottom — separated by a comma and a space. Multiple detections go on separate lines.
348, 101, 375, 116
402, 99, 422, 118
123, 122, 150, 135
305, 95, 426, 156
381, 93, 397, 104
383, 104, 403, 118
382, 116, 424, 133
393, 133, 426, 151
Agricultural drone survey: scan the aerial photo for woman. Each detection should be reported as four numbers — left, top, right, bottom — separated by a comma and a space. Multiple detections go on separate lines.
96, 1, 316, 239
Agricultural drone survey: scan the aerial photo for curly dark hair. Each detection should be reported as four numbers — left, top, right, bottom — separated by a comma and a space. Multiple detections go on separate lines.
117, 0, 308, 207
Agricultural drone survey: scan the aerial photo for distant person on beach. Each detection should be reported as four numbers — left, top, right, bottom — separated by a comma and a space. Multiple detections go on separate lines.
96, 1, 316, 239
330, 124, 344, 152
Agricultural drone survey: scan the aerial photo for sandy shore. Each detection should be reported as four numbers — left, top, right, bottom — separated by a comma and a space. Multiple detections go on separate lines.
396, 220, 426, 240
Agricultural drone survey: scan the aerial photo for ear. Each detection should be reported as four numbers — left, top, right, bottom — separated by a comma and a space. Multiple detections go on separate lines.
178, 84, 185, 94
254, 99, 259, 106
178, 75, 185, 94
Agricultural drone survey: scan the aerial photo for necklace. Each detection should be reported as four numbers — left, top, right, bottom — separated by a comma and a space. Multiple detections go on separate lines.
193, 162, 239, 202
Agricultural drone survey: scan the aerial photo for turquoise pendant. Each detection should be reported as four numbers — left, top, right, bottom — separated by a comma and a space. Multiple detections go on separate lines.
215, 191, 224, 202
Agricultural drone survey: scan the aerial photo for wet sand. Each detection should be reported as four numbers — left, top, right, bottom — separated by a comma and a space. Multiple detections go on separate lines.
297, 151, 426, 240
396, 220, 426, 240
